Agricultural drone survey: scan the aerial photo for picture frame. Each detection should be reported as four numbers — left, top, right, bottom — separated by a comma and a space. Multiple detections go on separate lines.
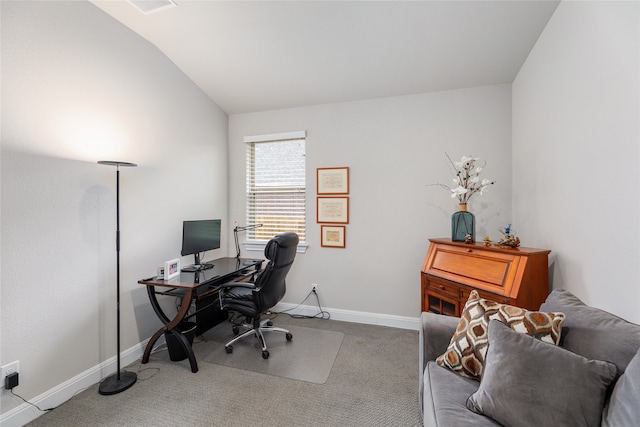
317, 197, 349, 224
317, 167, 349, 195
321, 225, 346, 248
164, 258, 180, 280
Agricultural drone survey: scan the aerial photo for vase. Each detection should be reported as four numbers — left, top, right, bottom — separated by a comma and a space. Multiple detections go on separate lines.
451, 203, 475, 242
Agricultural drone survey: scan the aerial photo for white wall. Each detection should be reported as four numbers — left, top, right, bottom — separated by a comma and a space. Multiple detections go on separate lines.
1, 0, 228, 414
513, 0, 640, 323
229, 85, 513, 318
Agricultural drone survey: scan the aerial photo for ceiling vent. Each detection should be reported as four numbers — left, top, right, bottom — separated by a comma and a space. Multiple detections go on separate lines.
129, 0, 177, 15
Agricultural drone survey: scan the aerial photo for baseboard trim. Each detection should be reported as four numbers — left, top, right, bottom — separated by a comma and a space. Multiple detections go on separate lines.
1, 307, 419, 426
272, 302, 421, 331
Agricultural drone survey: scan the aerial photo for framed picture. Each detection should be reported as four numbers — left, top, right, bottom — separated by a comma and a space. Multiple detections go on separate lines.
317, 197, 349, 224
321, 225, 346, 248
317, 167, 349, 195
164, 258, 180, 280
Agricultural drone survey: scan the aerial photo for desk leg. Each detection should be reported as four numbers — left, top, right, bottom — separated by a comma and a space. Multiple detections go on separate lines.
146, 284, 171, 324
142, 329, 164, 364
167, 328, 199, 373
142, 287, 199, 373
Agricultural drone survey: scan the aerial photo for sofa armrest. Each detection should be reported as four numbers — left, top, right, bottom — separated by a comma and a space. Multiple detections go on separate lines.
420, 311, 459, 365
418, 311, 459, 417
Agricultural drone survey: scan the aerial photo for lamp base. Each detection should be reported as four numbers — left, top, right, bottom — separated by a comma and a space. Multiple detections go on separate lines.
98, 371, 137, 395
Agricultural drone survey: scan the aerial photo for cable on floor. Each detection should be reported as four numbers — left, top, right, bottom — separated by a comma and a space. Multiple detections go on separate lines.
276, 289, 330, 320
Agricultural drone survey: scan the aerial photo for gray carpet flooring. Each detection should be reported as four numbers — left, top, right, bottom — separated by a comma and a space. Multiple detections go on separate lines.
26, 315, 422, 427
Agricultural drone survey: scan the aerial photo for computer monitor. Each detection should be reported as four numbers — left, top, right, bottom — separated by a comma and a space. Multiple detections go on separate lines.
180, 219, 221, 272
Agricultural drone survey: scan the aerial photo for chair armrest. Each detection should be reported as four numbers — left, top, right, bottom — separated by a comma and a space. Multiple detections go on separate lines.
217, 282, 256, 290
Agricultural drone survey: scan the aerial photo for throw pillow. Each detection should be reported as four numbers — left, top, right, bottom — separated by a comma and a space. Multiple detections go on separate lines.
467, 320, 617, 427
436, 290, 565, 379
540, 288, 640, 376
602, 347, 640, 427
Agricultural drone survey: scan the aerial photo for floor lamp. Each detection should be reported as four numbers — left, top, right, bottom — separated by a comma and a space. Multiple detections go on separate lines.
97, 160, 138, 395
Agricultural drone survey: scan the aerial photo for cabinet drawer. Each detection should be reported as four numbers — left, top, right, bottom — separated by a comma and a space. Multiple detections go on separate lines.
425, 278, 459, 299
460, 287, 510, 305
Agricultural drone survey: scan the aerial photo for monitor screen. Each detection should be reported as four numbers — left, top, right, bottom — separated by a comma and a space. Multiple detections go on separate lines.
181, 219, 221, 259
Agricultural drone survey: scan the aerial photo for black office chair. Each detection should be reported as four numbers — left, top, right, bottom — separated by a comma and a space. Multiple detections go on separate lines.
219, 232, 299, 359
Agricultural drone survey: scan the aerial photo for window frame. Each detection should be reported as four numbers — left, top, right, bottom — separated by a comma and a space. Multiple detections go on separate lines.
242, 131, 308, 254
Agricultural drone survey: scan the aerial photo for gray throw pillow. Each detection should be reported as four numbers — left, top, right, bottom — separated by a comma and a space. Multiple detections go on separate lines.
602, 348, 640, 427
467, 320, 617, 427
540, 288, 640, 376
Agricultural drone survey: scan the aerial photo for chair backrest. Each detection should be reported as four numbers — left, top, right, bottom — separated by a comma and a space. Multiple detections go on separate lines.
254, 232, 299, 312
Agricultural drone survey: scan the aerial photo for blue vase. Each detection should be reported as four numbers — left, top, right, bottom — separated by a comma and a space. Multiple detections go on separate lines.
452, 204, 475, 242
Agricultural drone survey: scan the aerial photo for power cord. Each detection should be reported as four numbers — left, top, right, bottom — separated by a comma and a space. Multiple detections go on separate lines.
7, 339, 169, 415
277, 288, 330, 320
9, 389, 56, 413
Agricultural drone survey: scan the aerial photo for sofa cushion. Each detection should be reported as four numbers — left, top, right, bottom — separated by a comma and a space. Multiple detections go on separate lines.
436, 290, 565, 379
423, 361, 501, 427
602, 347, 640, 426
540, 288, 640, 376
467, 320, 617, 427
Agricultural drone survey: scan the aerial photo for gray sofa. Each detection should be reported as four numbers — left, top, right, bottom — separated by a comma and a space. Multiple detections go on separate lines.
419, 288, 640, 426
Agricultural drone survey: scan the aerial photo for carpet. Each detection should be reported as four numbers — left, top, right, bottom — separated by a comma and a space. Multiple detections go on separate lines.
25, 316, 422, 427
202, 324, 344, 384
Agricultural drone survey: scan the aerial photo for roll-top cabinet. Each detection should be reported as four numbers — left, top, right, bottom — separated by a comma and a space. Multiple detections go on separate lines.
421, 238, 551, 316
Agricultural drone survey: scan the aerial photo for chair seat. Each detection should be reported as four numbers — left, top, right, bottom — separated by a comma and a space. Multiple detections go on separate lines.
224, 286, 253, 301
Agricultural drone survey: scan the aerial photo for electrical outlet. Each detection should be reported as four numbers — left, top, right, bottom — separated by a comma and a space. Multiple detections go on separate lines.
1, 361, 19, 380
311, 283, 318, 292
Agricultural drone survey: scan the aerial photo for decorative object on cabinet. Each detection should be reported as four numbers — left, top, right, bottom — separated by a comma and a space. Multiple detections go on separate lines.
321, 225, 346, 248
496, 224, 520, 248
317, 167, 349, 195
420, 238, 551, 317
428, 154, 495, 242
452, 203, 475, 243
317, 196, 349, 224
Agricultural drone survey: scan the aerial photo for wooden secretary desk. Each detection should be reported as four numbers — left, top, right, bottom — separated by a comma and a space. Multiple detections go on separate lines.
421, 238, 551, 316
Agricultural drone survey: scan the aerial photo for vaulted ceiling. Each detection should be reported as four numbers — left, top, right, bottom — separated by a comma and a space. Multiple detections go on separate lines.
91, 1, 559, 115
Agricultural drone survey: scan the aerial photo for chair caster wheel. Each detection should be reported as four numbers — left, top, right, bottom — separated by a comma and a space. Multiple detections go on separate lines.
266, 320, 273, 327
286, 333, 293, 341
232, 326, 239, 335
225, 346, 233, 354
262, 350, 270, 359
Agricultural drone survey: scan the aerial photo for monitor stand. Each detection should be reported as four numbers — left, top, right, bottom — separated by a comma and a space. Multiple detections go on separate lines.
181, 253, 214, 272
181, 263, 214, 273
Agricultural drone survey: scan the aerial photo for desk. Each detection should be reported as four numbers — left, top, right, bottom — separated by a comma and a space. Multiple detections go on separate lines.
139, 257, 263, 373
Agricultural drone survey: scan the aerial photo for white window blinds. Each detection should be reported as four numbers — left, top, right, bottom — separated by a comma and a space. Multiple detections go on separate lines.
245, 132, 306, 242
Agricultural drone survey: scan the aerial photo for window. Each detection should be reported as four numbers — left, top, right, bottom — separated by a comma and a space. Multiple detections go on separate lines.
245, 131, 306, 243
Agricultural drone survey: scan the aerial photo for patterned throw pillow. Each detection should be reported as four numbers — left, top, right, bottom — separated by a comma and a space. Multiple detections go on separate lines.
436, 290, 565, 379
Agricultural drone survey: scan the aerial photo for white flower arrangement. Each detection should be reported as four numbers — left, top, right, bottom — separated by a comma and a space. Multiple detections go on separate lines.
431, 154, 495, 204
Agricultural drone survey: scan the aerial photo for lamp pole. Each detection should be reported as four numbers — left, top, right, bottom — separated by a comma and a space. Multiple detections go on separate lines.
97, 160, 138, 395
